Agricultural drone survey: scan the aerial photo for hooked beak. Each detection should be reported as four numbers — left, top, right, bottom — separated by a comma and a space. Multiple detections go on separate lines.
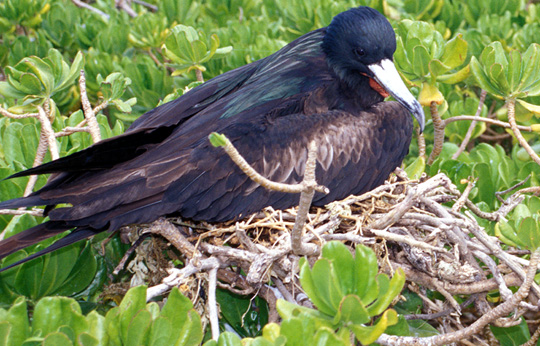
368, 59, 425, 133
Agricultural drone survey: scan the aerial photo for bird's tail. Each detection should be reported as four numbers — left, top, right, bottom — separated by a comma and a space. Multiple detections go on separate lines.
0, 195, 47, 210
0, 222, 95, 273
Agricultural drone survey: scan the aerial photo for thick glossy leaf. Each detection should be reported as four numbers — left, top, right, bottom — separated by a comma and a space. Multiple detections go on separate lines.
519, 44, 540, 96
118, 286, 148, 342
495, 221, 521, 248
104, 308, 122, 345
418, 82, 444, 106
412, 45, 431, 78
203, 332, 242, 346
216, 289, 268, 338
437, 64, 470, 84
441, 34, 467, 69
125, 309, 152, 346
32, 297, 88, 337
310, 258, 343, 314
174, 310, 203, 346
334, 295, 370, 325
298, 258, 335, 316
279, 315, 315, 346
470, 56, 503, 98
0, 296, 29, 346
353, 245, 378, 304
491, 318, 531, 345
367, 268, 406, 316
85, 311, 107, 346
42, 332, 73, 346
159, 287, 203, 344
261, 323, 280, 343
349, 309, 398, 344
517, 217, 540, 250
52, 242, 96, 297
312, 327, 349, 346
405, 156, 426, 180
321, 241, 355, 296
148, 316, 172, 346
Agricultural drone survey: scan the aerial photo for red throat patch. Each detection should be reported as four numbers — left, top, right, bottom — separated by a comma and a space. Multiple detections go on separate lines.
369, 78, 390, 98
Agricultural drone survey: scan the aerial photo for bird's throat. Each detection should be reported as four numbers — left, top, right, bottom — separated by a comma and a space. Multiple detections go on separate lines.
369, 78, 389, 98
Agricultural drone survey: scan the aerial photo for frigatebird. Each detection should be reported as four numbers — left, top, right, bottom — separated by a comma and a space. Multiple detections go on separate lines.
0, 6, 424, 271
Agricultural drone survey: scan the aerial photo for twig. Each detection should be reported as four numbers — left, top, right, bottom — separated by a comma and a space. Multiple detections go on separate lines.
71, 0, 110, 20
428, 101, 444, 164
116, 0, 137, 17
404, 294, 478, 320
452, 178, 475, 212
36, 106, 59, 160
507, 98, 540, 165
452, 90, 487, 159
132, 0, 158, 11
216, 136, 328, 194
195, 69, 204, 82
291, 141, 320, 256
208, 265, 220, 340
79, 70, 102, 143
495, 175, 530, 203
0, 209, 44, 216
473, 250, 513, 301
377, 248, 540, 345
417, 127, 426, 159
369, 228, 446, 253
113, 233, 152, 275
444, 115, 532, 132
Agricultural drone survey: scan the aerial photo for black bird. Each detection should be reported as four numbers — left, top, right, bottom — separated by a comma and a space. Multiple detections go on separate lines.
0, 6, 424, 271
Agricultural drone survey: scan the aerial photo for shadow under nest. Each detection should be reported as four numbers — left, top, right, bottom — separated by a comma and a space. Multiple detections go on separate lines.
112, 169, 536, 342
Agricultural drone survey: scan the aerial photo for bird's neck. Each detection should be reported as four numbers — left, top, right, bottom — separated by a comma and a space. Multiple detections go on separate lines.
333, 69, 385, 110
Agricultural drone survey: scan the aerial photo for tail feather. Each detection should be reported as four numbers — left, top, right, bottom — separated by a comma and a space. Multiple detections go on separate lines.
0, 195, 46, 210
0, 228, 97, 273
0, 221, 72, 260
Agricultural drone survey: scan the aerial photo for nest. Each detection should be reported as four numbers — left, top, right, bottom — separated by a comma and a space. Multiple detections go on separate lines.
117, 169, 540, 345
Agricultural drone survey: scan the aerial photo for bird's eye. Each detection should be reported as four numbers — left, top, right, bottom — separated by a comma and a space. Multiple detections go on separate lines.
354, 48, 366, 58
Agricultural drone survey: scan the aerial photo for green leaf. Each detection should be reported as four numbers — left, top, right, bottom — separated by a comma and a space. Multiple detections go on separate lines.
518, 217, 540, 250
491, 318, 531, 345
321, 241, 355, 296
441, 34, 467, 69
310, 258, 343, 314
0, 296, 29, 345
158, 287, 203, 344
33, 297, 88, 337
43, 332, 74, 346
118, 286, 148, 343
404, 156, 426, 180
470, 57, 504, 98
86, 311, 107, 346
216, 289, 268, 338
367, 268, 406, 316
206, 332, 242, 346
126, 309, 152, 346
349, 309, 398, 344
334, 295, 370, 325
412, 45, 431, 77
353, 245, 378, 304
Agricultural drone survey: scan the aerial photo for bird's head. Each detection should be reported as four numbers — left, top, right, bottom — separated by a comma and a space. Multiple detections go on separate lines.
322, 6, 425, 132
